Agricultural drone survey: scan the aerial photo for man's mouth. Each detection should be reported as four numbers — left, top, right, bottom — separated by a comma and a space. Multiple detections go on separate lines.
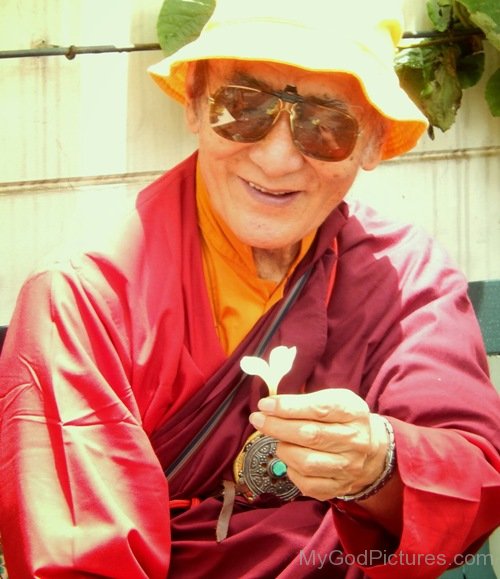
248, 181, 298, 196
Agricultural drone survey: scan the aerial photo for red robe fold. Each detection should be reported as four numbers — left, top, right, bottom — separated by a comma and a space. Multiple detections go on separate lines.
0, 152, 499, 578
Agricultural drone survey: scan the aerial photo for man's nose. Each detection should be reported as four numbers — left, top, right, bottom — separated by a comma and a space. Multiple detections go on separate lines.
248, 107, 305, 175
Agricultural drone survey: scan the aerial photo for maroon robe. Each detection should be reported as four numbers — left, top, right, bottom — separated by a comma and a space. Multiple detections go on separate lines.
0, 153, 499, 578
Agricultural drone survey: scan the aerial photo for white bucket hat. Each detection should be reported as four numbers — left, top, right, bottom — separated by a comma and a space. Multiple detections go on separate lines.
149, 0, 428, 160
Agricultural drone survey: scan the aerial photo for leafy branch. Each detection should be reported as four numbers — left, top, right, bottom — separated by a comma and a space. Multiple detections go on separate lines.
395, 0, 500, 135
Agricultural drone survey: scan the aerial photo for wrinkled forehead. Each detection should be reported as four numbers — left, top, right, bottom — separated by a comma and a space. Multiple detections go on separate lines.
206, 58, 372, 111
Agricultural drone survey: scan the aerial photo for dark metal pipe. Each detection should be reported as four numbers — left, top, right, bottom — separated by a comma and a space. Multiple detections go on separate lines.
0, 29, 484, 60
0, 43, 162, 60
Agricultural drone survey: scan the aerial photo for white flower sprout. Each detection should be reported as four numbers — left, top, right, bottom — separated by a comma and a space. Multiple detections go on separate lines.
240, 346, 297, 396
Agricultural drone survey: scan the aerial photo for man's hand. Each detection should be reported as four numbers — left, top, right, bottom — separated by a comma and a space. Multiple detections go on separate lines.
249, 388, 389, 501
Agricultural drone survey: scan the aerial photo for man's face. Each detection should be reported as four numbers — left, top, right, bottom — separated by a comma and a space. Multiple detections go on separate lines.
186, 60, 382, 252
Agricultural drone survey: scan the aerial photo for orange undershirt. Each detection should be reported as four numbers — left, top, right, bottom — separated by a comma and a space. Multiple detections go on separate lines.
196, 164, 316, 355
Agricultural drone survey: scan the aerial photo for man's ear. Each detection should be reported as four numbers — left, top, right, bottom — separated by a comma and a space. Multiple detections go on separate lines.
184, 63, 202, 134
361, 117, 386, 171
361, 147, 382, 171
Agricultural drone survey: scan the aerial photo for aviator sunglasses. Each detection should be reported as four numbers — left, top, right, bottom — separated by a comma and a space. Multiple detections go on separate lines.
208, 84, 360, 162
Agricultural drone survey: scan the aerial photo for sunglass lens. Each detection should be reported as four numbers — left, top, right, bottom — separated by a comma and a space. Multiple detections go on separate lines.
210, 86, 278, 142
293, 103, 358, 161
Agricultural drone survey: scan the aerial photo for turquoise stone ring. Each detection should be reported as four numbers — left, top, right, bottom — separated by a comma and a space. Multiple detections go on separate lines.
269, 459, 288, 478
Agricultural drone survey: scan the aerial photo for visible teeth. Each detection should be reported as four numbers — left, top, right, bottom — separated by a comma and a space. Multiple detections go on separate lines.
249, 181, 290, 195
249, 181, 271, 193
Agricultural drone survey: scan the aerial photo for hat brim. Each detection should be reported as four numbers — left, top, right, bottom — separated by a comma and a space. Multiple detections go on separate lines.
149, 21, 427, 160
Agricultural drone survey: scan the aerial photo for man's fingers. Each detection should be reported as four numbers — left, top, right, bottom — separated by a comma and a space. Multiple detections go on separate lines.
276, 441, 350, 477
248, 412, 371, 453
284, 465, 356, 501
257, 388, 369, 423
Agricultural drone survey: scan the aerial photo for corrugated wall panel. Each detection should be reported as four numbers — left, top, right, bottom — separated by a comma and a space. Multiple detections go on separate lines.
348, 146, 500, 281
0, 51, 196, 183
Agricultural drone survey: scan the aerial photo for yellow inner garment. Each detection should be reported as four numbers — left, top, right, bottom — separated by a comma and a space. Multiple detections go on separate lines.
196, 164, 316, 355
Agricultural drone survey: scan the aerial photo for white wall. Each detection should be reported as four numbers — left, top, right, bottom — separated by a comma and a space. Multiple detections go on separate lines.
0, 0, 197, 323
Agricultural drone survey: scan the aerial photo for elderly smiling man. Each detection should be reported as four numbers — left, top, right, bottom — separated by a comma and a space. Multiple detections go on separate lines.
0, 0, 499, 578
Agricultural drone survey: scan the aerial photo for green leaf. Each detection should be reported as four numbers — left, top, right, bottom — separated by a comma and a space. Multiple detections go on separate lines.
454, 0, 500, 49
457, 50, 485, 87
157, 0, 215, 56
396, 44, 463, 131
395, 48, 424, 70
424, 50, 463, 130
485, 67, 500, 115
427, 0, 454, 32
452, 0, 476, 27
